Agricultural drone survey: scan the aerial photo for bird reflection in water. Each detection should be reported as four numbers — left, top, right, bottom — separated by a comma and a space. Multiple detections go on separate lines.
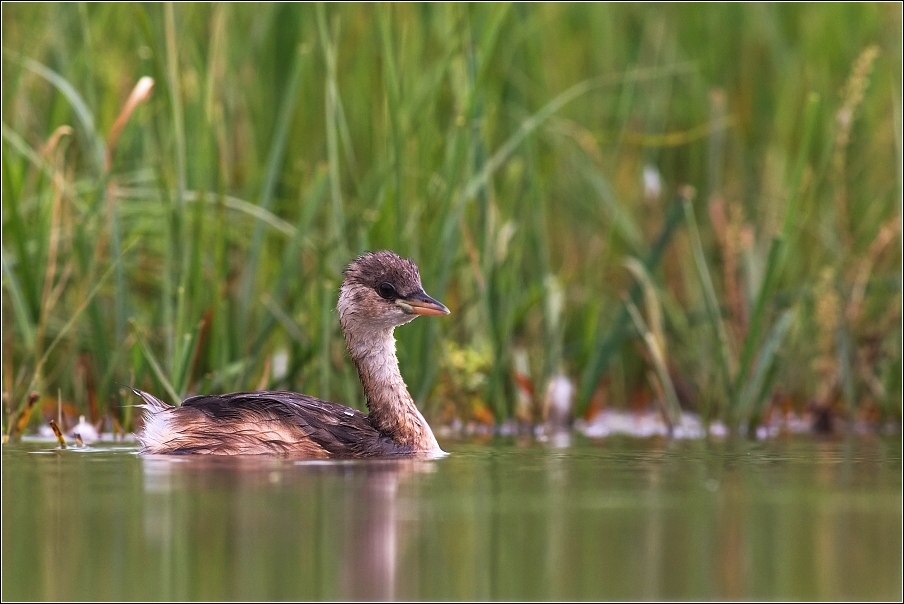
140, 455, 436, 600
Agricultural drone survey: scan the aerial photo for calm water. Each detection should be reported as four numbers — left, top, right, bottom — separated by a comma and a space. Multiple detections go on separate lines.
2, 434, 901, 601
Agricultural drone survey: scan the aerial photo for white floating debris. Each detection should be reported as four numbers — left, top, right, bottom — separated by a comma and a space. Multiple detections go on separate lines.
577, 409, 716, 439
544, 373, 574, 427
67, 415, 100, 444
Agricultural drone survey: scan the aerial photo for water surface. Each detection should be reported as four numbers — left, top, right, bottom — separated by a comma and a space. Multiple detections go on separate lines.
2, 434, 901, 600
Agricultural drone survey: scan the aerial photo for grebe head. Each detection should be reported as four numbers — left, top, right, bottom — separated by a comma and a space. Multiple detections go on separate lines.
338, 250, 449, 334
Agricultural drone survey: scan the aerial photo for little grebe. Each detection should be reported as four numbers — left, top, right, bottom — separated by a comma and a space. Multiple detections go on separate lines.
134, 250, 449, 458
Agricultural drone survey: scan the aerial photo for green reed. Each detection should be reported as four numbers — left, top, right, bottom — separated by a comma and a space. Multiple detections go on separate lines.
1, 3, 900, 436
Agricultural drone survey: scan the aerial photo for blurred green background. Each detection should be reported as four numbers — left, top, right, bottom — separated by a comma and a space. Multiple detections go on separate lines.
2, 2, 901, 436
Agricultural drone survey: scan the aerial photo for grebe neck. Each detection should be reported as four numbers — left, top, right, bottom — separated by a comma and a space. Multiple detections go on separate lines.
344, 328, 440, 452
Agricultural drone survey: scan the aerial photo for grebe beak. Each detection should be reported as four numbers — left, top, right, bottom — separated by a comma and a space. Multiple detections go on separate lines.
396, 290, 450, 316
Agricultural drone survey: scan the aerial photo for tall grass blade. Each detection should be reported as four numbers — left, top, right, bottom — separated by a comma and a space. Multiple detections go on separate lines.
737, 308, 795, 429
1, 249, 36, 350
20, 57, 105, 173
623, 278, 682, 430
683, 195, 735, 399
317, 4, 350, 262
577, 195, 684, 412
236, 41, 306, 365
734, 236, 784, 399
132, 323, 181, 405
780, 93, 821, 244
585, 170, 644, 253
171, 319, 202, 396
164, 2, 186, 202
378, 6, 403, 248
623, 257, 665, 352
1, 123, 53, 177
247, 171, 329, 359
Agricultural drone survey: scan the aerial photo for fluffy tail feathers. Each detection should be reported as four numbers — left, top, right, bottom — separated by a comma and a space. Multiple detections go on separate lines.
131, 388, 176, 453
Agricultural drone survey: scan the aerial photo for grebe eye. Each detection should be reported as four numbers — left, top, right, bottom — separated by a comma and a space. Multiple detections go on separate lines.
377, 282, 397, 300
